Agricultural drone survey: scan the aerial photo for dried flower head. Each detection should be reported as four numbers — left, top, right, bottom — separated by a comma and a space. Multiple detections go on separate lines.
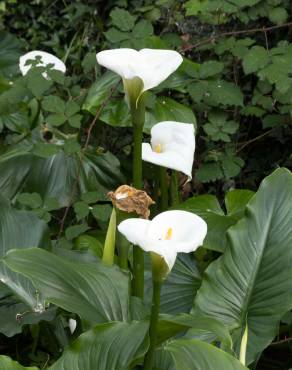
108, 185, 154, 219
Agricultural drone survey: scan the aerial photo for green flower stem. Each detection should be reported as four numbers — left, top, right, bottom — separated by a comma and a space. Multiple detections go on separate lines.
143, 279, 162, 370
170, 170, 180, 206
117, 232, 129, 270
130, 96, 145, 299
102, 208, 116, 266
159, 167, 168, 211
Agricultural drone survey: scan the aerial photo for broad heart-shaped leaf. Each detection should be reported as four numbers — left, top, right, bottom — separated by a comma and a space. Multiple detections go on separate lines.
0, 356, 38, 370
161, 339, 248, 370
0, 146, 124, 206
4, 248, 131, 325
49, 321, 149, 370
0, 195, 51, 336
194, 168, 292, 364
157, 313, 232, 349
174, 190, 254, 252
144, 254, 201, 315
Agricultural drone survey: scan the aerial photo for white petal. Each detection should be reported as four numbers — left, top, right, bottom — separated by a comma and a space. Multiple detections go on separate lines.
137, 49, 183, 91
142, 143, 192, 178
151, 247, 177, 271
96, 48, 183, 92
96, 49, 140, 80
19, 51, 66, 76
69, 318, 77, 334
117, 218, 151, 251
148, 210, 207, 253
142, 121, 195, 178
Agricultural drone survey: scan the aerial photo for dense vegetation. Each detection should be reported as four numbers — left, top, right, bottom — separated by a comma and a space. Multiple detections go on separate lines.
0, 0, 292, 369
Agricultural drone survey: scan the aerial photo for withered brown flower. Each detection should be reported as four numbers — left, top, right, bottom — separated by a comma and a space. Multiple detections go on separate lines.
108, 185, 154, 219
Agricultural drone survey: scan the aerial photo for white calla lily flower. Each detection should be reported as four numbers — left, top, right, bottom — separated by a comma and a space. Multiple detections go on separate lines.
118, 210, 207, 272
142, 121, 195, 179
19, 50, 66, 76
96, 48, 183, 100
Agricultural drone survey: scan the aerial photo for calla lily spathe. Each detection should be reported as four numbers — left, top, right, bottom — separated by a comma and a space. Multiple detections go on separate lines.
19, 50, 66, 76
96, 48, 183, 94
118, 210, 207, 271
142, 121, 195, 179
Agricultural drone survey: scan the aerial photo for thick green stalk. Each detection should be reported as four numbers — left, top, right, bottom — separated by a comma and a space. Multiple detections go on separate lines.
117, 232, 129, 270
102, 208, 116, 266
170, 170, 180, 206
159, 167, 168, 211
143, 279, 162, 370
131, 97, 145, 298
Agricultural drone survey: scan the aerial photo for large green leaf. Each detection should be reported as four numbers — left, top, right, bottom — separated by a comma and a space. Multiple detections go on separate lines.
157, 313, 232, 348
4, 248, 131, 325
0, 356, 38, 370
0, 195, 51, 336
174, 190, 254, 252
82, 71, 121, 113
162, 339, 248, 370
50, 321, 149, 370
194, 168, 292, 363
159, 254, 201, 314
0, 146, 124, 206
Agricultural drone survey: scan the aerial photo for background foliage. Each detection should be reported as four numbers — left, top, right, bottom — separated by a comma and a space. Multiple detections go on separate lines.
0, 0, 292, 369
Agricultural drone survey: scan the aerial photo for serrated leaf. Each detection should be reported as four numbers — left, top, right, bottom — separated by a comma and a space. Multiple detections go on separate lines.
65, 100, 80, 117
196, 162, 223, 182
199, 61, 224, 79
133, 19, 153, 38
73, 201, 90, 221
17, 192, 42, 209
242, 46, 270, 74
268, 7, 288, 25
47, 113, 67, 126
68, 114, 82, 128
91, 204, 112, 222
42, 95, 65, 114
110, 8, 137, 31
65, 223, 89, 240
104, 28, 130, 43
